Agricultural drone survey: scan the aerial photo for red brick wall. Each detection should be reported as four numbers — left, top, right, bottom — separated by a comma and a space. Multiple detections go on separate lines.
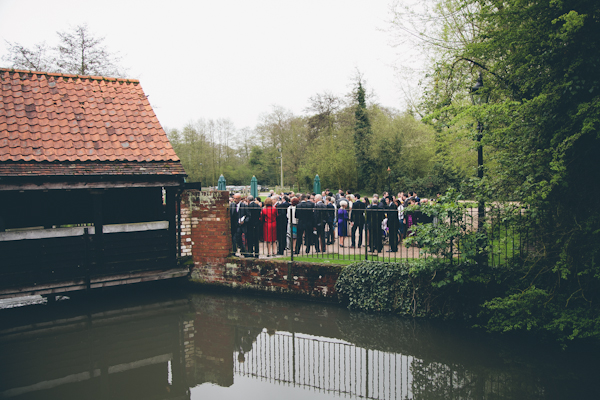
181, 189, 341, 300
180, 189, 231, 267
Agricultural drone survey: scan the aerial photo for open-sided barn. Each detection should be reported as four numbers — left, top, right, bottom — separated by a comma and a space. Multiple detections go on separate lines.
0, 68, 188, 298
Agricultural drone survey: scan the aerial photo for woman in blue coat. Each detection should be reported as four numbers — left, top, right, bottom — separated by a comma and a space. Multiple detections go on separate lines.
337, 200, 349, 247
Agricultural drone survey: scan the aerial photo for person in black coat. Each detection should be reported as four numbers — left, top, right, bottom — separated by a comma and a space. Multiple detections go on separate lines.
294, 194, 315, 254
367, 198, 383, 253
276, 196, 290, 254
325, 196, 336, 244
245, 195, 262, 258
314, 194, 327, 252
230, 193, 248, 256
386, 196, 399, 252
350, 194, 366, 248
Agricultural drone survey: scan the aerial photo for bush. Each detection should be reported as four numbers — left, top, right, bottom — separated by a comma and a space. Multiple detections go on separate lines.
335, 259, 485, 318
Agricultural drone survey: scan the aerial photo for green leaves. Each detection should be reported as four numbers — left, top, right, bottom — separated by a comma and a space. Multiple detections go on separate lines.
552, 10, 587, 40
335, 258, 485, 318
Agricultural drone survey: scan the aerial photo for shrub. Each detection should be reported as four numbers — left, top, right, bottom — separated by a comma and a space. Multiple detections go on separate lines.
335, 259, 484, 318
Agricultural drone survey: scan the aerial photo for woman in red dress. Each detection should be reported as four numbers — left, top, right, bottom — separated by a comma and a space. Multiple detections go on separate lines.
261, 197, 278, 256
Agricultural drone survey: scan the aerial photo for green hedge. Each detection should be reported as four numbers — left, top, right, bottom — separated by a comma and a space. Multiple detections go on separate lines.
335, 260, 487, 319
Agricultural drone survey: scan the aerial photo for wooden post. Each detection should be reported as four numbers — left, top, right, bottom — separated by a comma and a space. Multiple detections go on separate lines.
91, 190, 104, 275
166, 187, 178, 267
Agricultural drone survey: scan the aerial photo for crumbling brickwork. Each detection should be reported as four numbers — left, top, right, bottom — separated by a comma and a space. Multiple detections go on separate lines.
181, 190, 341, 300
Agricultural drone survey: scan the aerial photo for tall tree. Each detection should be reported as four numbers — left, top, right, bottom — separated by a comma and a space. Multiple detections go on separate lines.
354, 81, 375, 191
2, 23, 126, 77
55, 24, 124, 76
392, 0, 600, 342
305, 91, 342, 141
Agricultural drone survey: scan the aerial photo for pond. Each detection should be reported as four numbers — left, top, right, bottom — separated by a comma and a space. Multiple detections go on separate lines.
0, 282, 598, 400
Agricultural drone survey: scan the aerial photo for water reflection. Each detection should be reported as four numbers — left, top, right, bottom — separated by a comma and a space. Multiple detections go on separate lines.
0, 288, 598, 400
234, 330, 414, 399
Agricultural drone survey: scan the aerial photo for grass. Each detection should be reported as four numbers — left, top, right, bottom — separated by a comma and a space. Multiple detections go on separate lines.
277, 253, 420, 265
276, 255, 355, 265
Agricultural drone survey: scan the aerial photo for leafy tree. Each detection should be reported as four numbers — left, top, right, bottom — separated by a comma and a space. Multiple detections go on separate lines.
2, 23, 126, 77
392, 0, 600, 343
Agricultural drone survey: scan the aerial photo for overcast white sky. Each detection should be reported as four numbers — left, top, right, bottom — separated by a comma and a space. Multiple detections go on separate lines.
0, 0, 413, 131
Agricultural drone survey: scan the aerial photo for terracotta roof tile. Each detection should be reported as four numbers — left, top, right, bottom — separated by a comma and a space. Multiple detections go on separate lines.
1, 68, 180, 166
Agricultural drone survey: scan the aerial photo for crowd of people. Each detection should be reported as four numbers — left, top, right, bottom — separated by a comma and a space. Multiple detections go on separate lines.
229, 189, 438, 258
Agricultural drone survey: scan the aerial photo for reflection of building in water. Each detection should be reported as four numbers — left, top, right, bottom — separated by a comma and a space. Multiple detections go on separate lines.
0, 299, 190, 400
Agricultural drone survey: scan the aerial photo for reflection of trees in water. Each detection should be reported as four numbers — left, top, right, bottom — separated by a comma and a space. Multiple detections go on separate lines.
410, 359, 547, 400
335, 312, 554, 399
234, 326, 263, 363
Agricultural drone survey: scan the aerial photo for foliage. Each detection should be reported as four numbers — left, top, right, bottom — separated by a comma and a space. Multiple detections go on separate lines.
390, 0, 600, 343
335, 259, 487, 318
335, 261, 421, 315
407, 190, 481, 262
165, 81, 445, 193
167, 118, 250, 187
2, 23, 125, 77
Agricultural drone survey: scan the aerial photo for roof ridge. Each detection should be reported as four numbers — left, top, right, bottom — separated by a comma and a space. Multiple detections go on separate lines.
0, 68, 139, 84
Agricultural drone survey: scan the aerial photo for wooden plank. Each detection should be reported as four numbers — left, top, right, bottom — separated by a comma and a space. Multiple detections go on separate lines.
0, 268, 188, 299
0, 180, 183, 191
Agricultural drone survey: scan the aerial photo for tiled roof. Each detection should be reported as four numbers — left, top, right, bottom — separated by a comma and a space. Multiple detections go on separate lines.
0, 68, 181, 165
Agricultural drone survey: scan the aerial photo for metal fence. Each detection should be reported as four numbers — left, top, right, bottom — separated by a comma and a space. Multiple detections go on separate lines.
228, 203, 535, 267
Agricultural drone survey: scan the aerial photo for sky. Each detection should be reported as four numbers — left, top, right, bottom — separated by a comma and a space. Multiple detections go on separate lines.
0, 0, 414, 131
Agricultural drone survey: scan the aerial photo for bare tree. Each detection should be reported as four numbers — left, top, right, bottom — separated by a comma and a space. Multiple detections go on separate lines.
2, 23, 126, 77
2, 41, 53, 71
55, 24, 124, 76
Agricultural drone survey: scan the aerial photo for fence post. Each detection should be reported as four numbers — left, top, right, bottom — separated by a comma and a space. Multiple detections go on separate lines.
449, 211, 453, 266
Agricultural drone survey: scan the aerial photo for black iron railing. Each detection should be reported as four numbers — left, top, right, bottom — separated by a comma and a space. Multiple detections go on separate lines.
228, 203, 536, 267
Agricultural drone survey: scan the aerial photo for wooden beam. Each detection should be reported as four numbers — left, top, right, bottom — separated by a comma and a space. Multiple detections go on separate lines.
0, 180, 184, 191
0, 267, 190, 299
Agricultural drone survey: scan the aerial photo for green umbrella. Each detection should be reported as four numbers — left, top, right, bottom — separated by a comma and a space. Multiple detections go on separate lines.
217, 174, 226, 190
251, 176, 258, 198
313, 174, 321, 195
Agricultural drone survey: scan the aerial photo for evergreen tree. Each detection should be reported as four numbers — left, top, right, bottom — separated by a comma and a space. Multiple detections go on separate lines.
354, 82, 374, 191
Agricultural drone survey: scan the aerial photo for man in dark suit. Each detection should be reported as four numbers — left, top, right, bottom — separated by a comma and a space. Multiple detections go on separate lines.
276, 195, 290, 255
325, 196, 336, 244
350, 194, 366, 248
245, 195, 261, 258
230, 193, 248, 256
314, 194, 327, 252
367, 198, 383, 253
294, 194, 315, 254
386, 196, 399, 252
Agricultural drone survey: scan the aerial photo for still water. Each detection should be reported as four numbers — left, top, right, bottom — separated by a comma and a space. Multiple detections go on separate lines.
0, 282, 598, 400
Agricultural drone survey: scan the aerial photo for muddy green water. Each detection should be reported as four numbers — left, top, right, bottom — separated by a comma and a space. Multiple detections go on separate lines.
0, 282, 598, 400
